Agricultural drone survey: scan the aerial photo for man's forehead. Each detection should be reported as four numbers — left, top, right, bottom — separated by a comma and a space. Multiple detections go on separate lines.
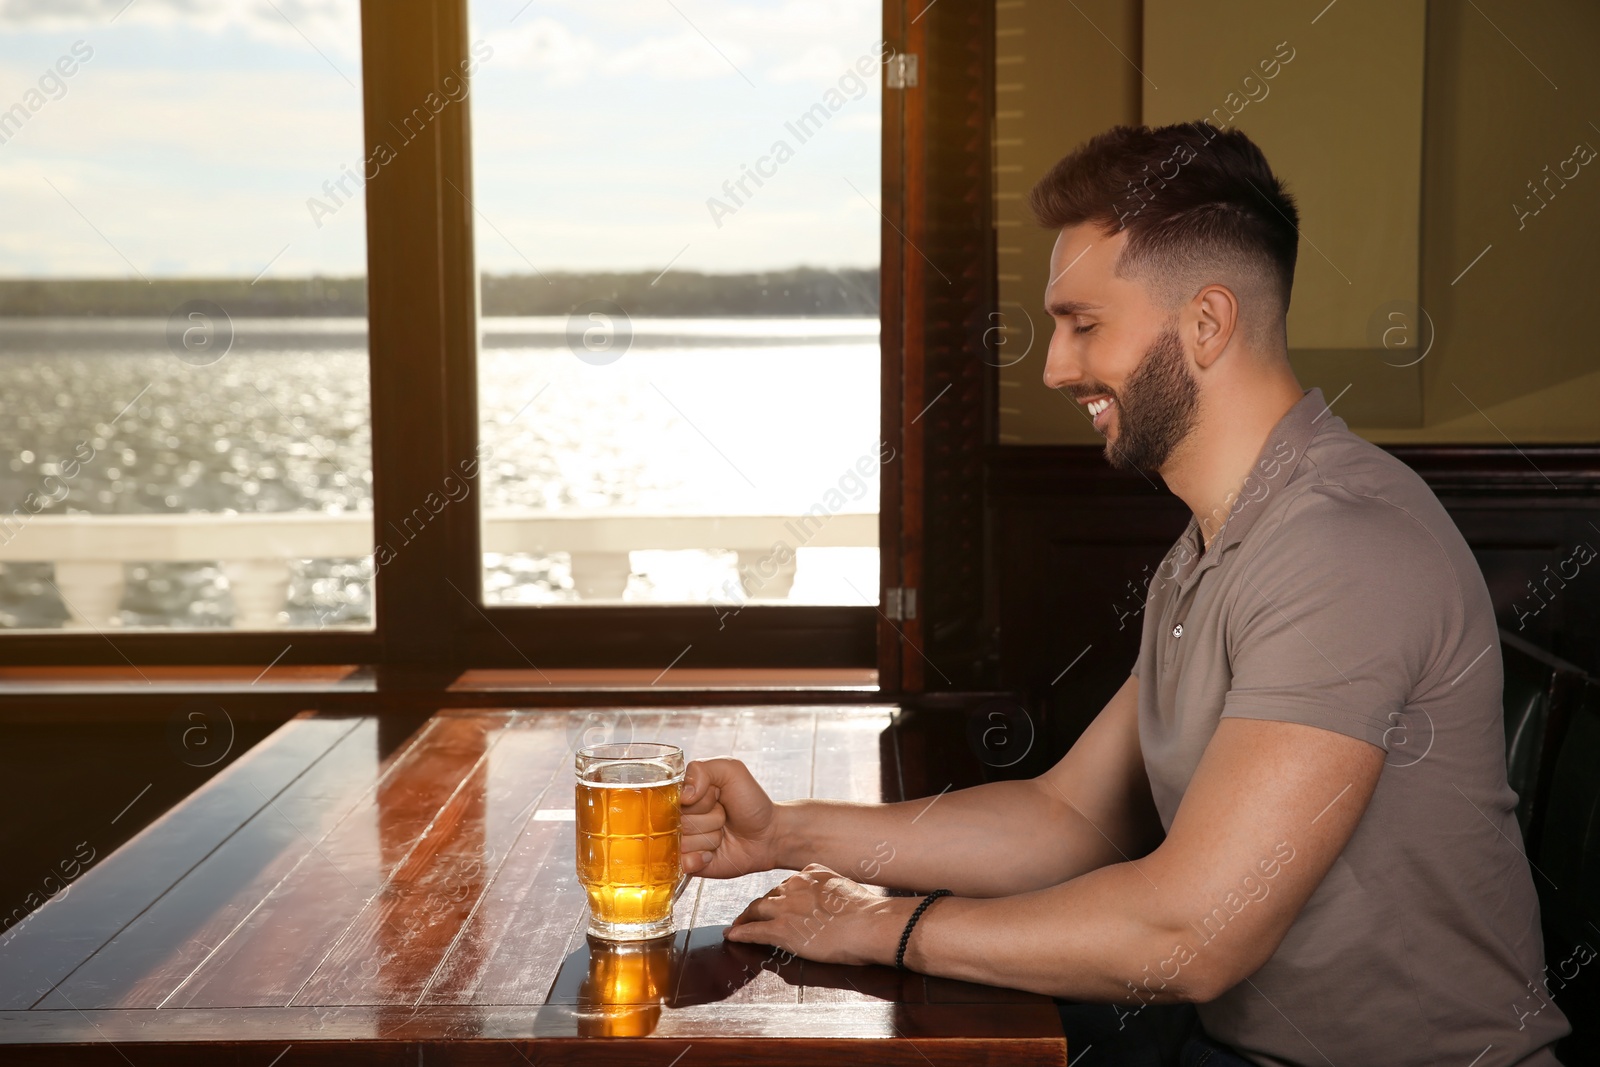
1044, 224, 1127, 308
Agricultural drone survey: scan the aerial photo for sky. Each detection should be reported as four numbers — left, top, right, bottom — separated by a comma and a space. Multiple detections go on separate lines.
0, 0, 883, 278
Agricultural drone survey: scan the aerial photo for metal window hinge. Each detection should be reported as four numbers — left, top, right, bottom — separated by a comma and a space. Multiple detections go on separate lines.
886, 53, 919, 89
885, 586, 918, 621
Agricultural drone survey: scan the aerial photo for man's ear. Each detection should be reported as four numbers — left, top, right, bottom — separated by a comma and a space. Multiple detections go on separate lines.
1190, 284, 1239, 369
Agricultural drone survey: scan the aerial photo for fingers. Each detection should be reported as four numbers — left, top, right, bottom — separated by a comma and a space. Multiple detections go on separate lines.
680, 827, 722, 852
680, 806, 725, 872
730, 892, 778, 927
680, 804, 726, 839
679, 758, 755, 879
681, 760, 712, 810
680, 757, 746, 813
723, 919, 776, 944
680, 849, 716, 874
680, 760, 720, 812
680, 833, 723, 864
680, 762, 719, 880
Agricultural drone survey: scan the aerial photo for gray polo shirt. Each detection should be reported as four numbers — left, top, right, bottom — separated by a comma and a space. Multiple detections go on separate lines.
1133, 386, 1569, 1066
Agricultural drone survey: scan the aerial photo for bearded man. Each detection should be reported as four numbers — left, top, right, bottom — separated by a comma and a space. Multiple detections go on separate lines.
677, 122, 1568, 1067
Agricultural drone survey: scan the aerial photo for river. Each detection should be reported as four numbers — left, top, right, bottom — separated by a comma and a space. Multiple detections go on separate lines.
0, 316, 881, 628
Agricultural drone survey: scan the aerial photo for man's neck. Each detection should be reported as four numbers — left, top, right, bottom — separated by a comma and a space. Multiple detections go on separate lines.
1161, 373, 1306, 551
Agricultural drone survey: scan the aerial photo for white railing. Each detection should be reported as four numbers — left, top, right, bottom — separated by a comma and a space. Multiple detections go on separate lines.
0, 510, 877, 627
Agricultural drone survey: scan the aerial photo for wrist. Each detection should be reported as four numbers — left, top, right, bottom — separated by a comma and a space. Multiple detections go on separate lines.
872, 896, 921, 968
769, 799, 807, 870
894, 889, 955, 972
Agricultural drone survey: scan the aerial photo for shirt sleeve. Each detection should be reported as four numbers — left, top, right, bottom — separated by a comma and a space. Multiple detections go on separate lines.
1219, 488, 1459, 750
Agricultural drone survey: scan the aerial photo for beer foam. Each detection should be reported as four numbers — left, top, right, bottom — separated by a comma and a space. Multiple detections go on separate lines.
577, 759, 684, 788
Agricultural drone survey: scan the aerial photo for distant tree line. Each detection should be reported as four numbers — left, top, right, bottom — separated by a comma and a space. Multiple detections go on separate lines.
0, 268, 879, 317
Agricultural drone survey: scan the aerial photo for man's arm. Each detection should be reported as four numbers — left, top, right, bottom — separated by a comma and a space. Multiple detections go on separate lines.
729, 716, 1385, 1003
726, 497, 1433, 998
682, 673, 1166, 898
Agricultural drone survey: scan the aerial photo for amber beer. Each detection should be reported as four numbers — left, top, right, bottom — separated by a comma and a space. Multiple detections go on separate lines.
575, 742, 688, 941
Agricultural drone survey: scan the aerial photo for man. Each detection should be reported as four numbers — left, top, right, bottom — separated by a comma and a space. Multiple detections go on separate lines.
678, 123, 1570, 1066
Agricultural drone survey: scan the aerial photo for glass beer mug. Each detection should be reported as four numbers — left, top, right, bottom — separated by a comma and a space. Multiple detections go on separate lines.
575, 742, 690, 941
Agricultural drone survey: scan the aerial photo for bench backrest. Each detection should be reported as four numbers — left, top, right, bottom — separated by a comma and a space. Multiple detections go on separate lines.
1500, 629, 1588, 857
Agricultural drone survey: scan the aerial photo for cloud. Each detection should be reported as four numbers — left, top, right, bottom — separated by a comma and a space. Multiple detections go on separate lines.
767, 43, 848, 85
482, 17, 598, 86
0, 0, 129, 22
0, 0, 884, 276
476, 0, 877, 87
484, 19, 754, 86
0, 0, 361, 62
607, 29, 753, 82
0, 62, 368, 276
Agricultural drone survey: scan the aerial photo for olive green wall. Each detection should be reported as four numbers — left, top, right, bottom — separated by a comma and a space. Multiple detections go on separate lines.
995, 0, 1600, 445
1144, 0, 1426, 430
1397, 0, 1600, 444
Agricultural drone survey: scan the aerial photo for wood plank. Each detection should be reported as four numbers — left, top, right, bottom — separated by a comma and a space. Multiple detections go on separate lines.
157, 712, 511, 1008
0, 712, 358, 1010
423, 710, 732, 1006
0, 666, 367, 689
0, 706, 1066, 1064
812, 706, 895, 806
31, 716, 388, 1010
672, 707, 820, 1007
418, 709, 665, 1006
451, 668, 879, 690
0, 1003, 1069, 1047
796, 706, 906, 1006
290, 712, 578, 1005
530, 711, 743, 1038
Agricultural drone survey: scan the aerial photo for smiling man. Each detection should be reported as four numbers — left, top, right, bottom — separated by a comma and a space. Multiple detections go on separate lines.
678, 123, 1569, 1067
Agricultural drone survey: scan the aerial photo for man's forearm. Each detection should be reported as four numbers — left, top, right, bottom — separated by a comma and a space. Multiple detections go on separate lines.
772, 779, 1135, 897
892, 859, 1215, 1004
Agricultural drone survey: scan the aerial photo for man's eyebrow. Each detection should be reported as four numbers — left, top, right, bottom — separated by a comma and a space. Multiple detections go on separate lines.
1045, 300, 1102, 317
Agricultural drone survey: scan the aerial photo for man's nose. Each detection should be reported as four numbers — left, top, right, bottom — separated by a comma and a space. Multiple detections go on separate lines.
1041, 337, 1081, 391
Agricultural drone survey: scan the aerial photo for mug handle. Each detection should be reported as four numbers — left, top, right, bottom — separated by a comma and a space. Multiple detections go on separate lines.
672, 769, 692, 903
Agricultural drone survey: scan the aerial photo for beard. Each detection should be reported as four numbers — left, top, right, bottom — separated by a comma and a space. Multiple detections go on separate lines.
1102, 324, 1199, 472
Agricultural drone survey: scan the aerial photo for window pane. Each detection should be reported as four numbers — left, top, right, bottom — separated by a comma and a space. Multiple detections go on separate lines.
467, 0, 883, 609
0, 3, 373, 631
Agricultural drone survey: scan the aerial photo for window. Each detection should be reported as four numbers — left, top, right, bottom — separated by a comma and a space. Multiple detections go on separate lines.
0, 0, 902, 672
465, 0, 885, 611
0, 1, 374, 634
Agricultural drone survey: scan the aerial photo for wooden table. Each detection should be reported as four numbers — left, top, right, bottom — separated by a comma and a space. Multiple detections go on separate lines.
0, 706, 1067, 1064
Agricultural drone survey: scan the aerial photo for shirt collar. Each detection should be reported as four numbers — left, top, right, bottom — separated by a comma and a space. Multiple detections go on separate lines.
1171, 386, 1331, 587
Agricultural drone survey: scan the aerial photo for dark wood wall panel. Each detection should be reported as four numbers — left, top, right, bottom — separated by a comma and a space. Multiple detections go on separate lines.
914, 0, 998, 692
988, 445, 1600, 762
988, 449, 1186, 758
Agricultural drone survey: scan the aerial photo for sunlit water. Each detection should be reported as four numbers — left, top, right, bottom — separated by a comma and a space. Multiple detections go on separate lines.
0, 317, 880, 628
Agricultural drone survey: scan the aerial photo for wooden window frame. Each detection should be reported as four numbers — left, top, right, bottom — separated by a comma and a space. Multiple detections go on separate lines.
3, 0, 971, 688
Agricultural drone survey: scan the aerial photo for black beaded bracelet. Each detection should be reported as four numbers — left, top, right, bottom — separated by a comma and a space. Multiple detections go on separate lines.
895, 888, 952, 971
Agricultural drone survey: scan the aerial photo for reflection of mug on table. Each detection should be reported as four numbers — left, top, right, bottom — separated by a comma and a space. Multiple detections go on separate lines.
577, 936, 677, 1037
576, 742, 689, 941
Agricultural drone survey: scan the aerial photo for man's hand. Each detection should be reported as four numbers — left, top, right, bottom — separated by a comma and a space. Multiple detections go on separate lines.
723, 864, 910, 967
680, 757, 783, 878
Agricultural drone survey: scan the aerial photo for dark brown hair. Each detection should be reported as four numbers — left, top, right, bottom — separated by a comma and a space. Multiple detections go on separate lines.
1027, 123, 1300, 322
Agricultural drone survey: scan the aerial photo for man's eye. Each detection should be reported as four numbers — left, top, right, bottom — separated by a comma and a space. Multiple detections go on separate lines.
1074, 323, 1096, 335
